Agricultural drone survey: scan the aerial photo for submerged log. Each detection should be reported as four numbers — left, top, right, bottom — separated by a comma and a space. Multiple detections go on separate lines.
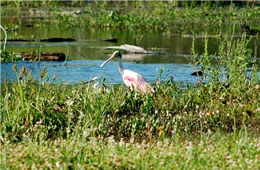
103, 38, 118, 42
40, 38, 76, 42
20, 52, 66, 61
4, 37, 76, 42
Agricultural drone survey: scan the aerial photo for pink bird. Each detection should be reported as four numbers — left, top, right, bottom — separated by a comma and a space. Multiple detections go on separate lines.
100, 51, 155, 94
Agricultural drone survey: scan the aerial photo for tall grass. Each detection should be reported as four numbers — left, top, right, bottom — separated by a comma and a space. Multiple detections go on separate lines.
1, 30, 259, 169
1, 34, 259, 143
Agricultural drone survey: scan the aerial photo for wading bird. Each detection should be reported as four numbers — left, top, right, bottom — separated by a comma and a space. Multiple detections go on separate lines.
84, 77, 110, 93
100, 51, 155, 94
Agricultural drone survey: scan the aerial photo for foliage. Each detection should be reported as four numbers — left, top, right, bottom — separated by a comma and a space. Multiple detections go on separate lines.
0, 29, 259, 169
51, 3, 260, 34
1, 35, 259, 143
1, 132, 260, 169
1, 1, 259, 8
0, 51, 22, 62
1, 2, 260, 34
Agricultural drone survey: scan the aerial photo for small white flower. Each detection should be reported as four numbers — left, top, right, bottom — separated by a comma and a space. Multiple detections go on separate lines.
56, 162, 62, 168
83, 130, 90, 137
66, 99, 74, 106
130, 137, 134, 144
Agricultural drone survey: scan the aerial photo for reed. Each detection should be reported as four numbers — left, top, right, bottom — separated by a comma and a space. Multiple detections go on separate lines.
0, 24, 259, 170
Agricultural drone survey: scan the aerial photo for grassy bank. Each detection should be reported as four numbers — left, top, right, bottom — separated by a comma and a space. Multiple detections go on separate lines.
1, 31, 260, 168
54, 2, 260, 33
1, 1, 260, 34
1, 132, 259, 169
1, 1, 259, 9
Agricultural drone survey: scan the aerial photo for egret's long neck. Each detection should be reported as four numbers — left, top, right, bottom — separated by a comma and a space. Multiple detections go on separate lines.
118, 56, 124, 75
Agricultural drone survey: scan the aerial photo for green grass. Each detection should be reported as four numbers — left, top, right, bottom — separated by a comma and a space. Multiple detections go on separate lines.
0, 30, 259, 169
1, 132, 259, 169
45, 3, 260, 34
1, 2, 260, 35
0, 51, 23, 62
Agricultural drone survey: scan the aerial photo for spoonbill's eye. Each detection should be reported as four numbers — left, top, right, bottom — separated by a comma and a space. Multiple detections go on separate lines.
115, 51, 120, 56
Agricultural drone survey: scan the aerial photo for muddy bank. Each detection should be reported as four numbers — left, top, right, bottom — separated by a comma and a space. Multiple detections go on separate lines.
20, 52, 66, 61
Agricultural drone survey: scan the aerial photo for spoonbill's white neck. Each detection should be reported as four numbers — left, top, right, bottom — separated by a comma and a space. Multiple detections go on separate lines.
100, 51, 125, 75
118, 55, 124, 75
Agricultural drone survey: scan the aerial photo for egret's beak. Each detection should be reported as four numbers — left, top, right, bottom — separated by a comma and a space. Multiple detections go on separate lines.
100, 52, 118, 67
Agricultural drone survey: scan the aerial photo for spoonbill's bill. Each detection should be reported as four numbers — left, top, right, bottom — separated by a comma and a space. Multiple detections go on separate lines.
100, 51, 154, 94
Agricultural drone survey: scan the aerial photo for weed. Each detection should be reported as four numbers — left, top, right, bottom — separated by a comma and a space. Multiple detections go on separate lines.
0, 51, 22, 62
0, 21, 259, 169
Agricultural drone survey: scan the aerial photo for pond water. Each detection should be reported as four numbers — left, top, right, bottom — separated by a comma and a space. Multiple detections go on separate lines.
1, 9, 260, 87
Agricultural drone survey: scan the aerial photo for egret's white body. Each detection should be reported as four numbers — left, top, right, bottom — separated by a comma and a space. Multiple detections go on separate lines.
85, 77, 110, 93
100, 51, 154, 94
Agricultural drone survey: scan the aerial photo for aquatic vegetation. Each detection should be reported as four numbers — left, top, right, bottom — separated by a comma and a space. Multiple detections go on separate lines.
54, 6, 259, 35
49, 2, 260, 35
0, 68, 259, 168
0, 51, 22, 62
1, 2, 260, 168
1, 2, 259, 35
0, 25, 22, 62
1, 35, 259, 143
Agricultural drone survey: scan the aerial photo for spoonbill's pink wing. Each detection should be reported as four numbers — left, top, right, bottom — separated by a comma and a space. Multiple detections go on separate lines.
137, 76, 155, 94
122, 70, 154, 94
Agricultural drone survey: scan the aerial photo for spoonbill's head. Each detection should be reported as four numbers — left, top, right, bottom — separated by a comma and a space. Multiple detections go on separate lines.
100, 51, 121, 67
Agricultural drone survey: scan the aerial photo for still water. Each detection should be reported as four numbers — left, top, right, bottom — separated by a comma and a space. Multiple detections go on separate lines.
1, 12, 260, 87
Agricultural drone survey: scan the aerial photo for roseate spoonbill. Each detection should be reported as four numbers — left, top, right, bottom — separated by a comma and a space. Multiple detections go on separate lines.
100, 51, 155, 94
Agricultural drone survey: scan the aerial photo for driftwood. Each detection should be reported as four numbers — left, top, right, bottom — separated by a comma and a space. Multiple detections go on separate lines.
20, 52, 66, 61
121, 53, 145, 61
105, 44, 153, 54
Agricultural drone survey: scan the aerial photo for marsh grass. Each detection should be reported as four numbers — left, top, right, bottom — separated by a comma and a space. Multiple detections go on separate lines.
52, 3, 260, 34
1, 2, 259, 35
1, 35, 259, 141
0, 34, 259, 168
0, 51, 22, 62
